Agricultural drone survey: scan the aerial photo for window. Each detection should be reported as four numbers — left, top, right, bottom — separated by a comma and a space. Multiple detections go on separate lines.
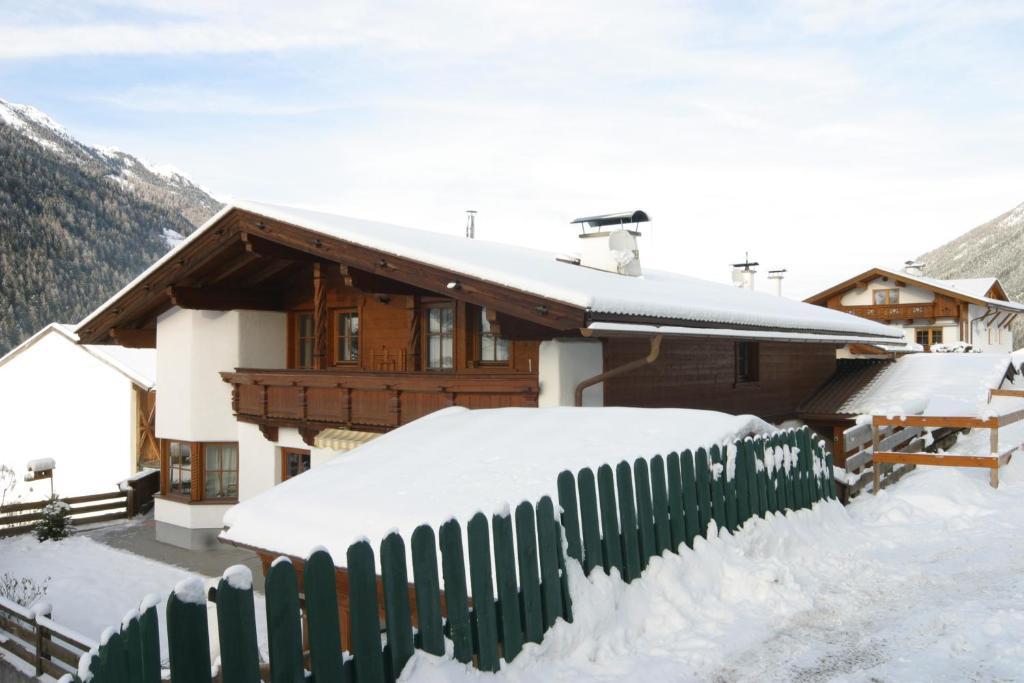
425, 302, 454, 370
294, 312, 314, 368
735, 342, 759, 383
281, 448, 311, 481
478, 308, 509, 364
168, 442, 192, 497
203, 443, 239, 499
873, 289, 900, 305
915, 328, 943, 346
334, 310, 359, 363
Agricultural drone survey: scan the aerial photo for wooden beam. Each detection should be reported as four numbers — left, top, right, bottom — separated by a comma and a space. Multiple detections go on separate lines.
873, 451, 1000, 469
313, 263, 328, 370
492, 311, 564, 341
241, 232, 327, 264
258, 424, 279, 443
344, 266, 434, 296
109, 328, 156, 348
167, 286, 285, 311
872, 414, 996, 429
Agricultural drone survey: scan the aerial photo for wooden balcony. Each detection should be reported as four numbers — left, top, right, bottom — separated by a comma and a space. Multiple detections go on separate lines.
221, 368, 539, 435
841, 302, 950, 321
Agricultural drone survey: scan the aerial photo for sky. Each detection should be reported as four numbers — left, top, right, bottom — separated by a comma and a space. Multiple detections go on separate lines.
1, 0, 1023, 298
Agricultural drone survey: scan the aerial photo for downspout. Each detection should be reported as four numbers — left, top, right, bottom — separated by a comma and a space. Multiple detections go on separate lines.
574, 334, 662, 407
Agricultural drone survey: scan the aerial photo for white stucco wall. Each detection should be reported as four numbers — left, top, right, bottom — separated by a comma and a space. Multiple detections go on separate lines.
153, 497, 234, 529
0, 331, 136, 503
968, 303, 1013, 352
839, 279, 934, 306
537, 339, 604, 407
237, 423, 343, 501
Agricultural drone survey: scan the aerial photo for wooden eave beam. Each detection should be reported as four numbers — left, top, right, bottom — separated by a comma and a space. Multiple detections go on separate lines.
241, 232, 329, 264
342, 266, 435, 296
491, 311, 567, 341
167, 286, 286, 311
109, 327, 156, 348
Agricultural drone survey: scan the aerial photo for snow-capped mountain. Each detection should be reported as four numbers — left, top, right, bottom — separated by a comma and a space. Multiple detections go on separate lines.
0, 98, 220, 228
0, 97, 223, 354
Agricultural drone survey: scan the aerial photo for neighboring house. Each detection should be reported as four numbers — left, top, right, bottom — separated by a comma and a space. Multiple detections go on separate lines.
0, 323, 157, 504
73, 202, 900, 549
805, 267, 1024, 353
798, 353, 1018, 463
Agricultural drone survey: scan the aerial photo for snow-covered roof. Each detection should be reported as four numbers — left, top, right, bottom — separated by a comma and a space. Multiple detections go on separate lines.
839, 353, 1014, 418
0, 323, 155, 389
79, 201, 901, 341
220, 406, 772, 563
927, 277, 999, 298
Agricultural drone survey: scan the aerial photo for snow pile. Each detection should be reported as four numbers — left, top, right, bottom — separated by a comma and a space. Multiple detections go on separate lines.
26, 457, 56, 472
221, 407, 772, 564
841, 353, 1013, 418
402, 458, 1024, 681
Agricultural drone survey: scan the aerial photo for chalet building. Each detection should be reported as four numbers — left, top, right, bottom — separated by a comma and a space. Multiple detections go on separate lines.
805, 267, 1024, 354
0, 323, 157, 503
74, 202, 901, 549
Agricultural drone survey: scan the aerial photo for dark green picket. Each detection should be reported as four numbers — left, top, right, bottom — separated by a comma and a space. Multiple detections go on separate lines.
793, 431, 807, 509
515, 501, 544, 644
649, 455, 671, 555
121, 614, 143, 683
695, 448, 713, 534
381, 533, 415, 680
745, 440, 761, 519
709, 446, 727, 533
734, 441, 751, 525
536, 497, 565, 626
137, 603, 161, 683
665, 452, 686, 551
215, 569, 261, 683
576, 468, 603, 575
825, 450, 837, 499
753, 438, 771, 515
775, 435, 792, 511
411, 526, 445, 656
722, 445, 739, 531
348, 542, 386, 683
679, 450, 699, 546
597, 464, 624, 575
491, 512, 523, 662
99, 630, 127, 683
615, 461, 643, 581
467, 513, 500, 672
555, 525, 574, 624
303, 549, 346, 682
439, 520, 473, 664
265, 560, 304, 683
633, 458, 658, 567
166, 583, 211, 683
557, 470, 583, 564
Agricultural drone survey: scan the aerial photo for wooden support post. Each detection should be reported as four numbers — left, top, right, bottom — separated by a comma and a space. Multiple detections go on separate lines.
991, 426, 999, 456
313, 262, 328, 370
991, 466, 999, 489
991, 427, 1000, 489
872, 462, 880, 495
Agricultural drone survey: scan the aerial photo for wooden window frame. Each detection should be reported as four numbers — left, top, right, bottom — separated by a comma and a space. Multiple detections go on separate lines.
159, 440, 239, 504
916, 327, 943, 347
735, 341, 760, 384
332, 308, 360, 366
873, 288, 900, 305
422, 300, 456, 371
288, 311, 315, 369
280, 447, 312, 481
473, 306, 510, 367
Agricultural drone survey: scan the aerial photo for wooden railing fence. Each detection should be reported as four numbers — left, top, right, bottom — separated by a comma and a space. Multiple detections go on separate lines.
0, 597, 97, 679
55, 427, 836, 682
0, 491, 134, 539
837, 421, 926, 501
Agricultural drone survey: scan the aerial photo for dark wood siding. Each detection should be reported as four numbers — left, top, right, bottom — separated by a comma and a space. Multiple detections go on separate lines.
602, 338, 836, 421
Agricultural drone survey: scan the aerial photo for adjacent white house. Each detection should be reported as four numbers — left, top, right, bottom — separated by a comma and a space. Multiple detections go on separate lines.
0, 323, 157, 505
806, 267, 1024, 354
73, 202, 902, 550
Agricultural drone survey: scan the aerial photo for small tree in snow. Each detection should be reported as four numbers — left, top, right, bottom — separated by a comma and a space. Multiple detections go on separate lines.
0, 464, 15, 509
34, 496, 72, 542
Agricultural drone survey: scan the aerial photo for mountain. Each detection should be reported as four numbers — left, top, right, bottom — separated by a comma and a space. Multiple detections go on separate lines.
0, 98, 222, 354
918, 200, 1024, 347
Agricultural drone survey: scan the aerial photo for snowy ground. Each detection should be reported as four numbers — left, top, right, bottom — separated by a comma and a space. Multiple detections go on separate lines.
403, 456, 1024, 682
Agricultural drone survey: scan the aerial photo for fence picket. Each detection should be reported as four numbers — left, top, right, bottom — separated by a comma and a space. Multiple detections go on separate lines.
648, 455, 671, 555
734, 441, 751, 525
597, 464, 624, 575
723, 445, 739, 531
121, 614, 143, 683
745, 439, 761, 519
695, 448, 712, 535
137, 602, 161, 683
411, 526, 445, 656
215, 567, 260, 683
99, 630, 127, 682
615, 461, 643, 582
825, 449, 837, 500
753, 438, 770, 516
557, 471, 583, 564
665, 452, 686, 551
439, 520, 473, 664
709, 446, 727, 533
347, 541, 386, 683
537, 497, 565, 626
265, 560, 304, 683
576, 468, 603, 575
166, 580, 211, 683
632, 458, 658, 568
679, 450, 700, 547
491, 511, 523, 662
515, 502, 544, 644
303, 549, 345, 682
467, 513, 500, 672
381, 532, 415, 680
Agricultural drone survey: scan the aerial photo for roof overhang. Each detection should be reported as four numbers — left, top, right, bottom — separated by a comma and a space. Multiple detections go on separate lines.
581, 321, 906, 346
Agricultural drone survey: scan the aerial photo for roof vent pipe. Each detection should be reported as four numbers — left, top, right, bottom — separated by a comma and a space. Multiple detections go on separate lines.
465, 210, 477, 239
731, 253, 759, 290
767, 269, 786, 296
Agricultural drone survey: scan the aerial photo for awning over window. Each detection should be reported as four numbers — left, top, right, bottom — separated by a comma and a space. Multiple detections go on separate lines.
314, 428, 380, 452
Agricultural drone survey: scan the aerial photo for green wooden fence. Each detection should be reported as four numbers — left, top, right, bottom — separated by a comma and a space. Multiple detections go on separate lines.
65, 427, 835, 682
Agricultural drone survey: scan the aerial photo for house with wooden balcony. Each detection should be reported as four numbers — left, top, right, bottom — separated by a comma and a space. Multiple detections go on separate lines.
805, 267, 1024, 354
74, 201, 901, 549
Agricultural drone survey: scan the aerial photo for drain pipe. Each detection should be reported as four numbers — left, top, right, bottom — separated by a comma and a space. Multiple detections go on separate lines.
574, 334, 662, 407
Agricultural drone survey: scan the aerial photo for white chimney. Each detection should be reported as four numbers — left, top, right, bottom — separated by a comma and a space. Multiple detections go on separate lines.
571, 211, 648, 277
731, 254, 759, 290
767, 269, 786, 296
465, 210, 477, 239
903, 260, 925, 276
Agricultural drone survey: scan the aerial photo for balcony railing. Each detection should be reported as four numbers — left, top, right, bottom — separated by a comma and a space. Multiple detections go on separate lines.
221, 368, 539, 432
843, 303, 938, 321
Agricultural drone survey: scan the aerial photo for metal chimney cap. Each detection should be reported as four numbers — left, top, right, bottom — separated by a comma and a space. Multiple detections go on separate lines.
571, 210, 650, 228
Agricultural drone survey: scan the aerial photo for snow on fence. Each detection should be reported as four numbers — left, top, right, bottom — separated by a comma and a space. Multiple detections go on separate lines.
0, 596, 97, 679
0, 491, 135, 538
837, 421, 928, 501
60, 427, 836, 682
